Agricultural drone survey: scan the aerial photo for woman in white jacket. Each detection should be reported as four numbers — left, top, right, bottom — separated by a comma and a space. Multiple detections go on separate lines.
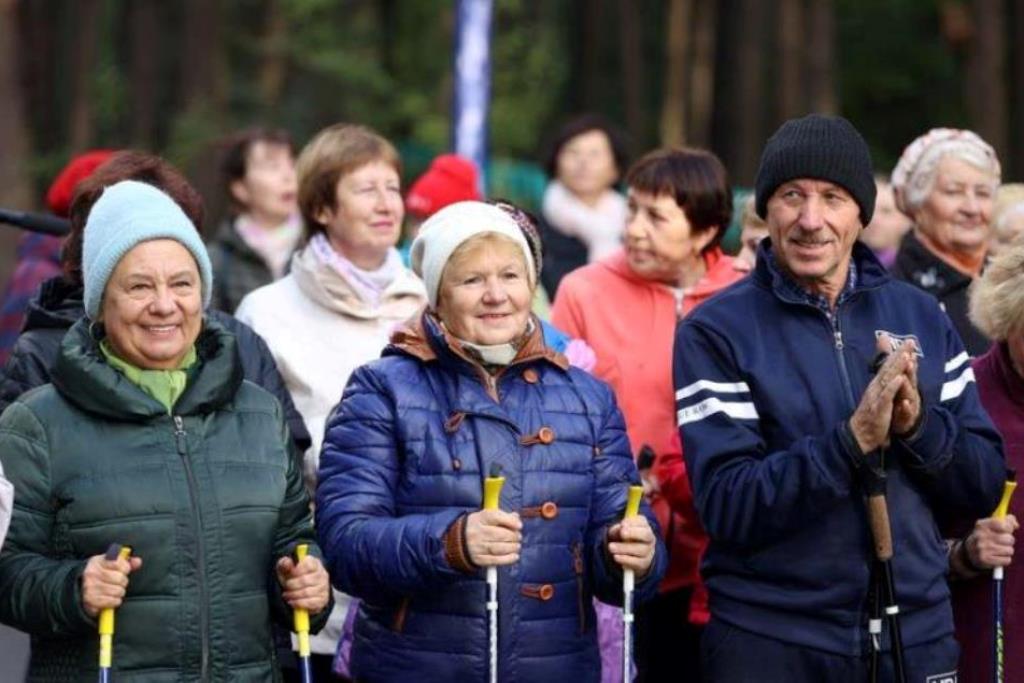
236, 123, 426, 680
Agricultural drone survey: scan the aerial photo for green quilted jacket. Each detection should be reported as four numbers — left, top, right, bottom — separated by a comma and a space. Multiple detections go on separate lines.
0, 318, 327, 682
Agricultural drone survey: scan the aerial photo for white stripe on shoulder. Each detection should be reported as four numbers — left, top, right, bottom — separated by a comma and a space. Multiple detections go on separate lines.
944, 352, 969, 374
940, 367, 975, 402
675, 379, 751, 402
677, 397, 759, 426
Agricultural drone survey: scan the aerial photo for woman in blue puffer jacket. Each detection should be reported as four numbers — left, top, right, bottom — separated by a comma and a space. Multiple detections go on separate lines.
316, 200, 666, 683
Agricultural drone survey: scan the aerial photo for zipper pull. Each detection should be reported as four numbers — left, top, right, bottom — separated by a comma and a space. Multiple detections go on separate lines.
173, 416, 187, 454
834, 330, 844, 350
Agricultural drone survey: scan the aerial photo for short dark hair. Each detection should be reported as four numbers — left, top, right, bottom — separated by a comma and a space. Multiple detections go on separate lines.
543, 113, 630, 182
625, 147, 733, 254
64, 151, 205, 286
220, 127, 294, 210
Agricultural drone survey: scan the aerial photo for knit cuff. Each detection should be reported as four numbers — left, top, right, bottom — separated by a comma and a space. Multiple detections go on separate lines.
443, 513, 477, 574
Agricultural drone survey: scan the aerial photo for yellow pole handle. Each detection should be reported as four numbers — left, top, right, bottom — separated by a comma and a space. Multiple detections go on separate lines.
483, 476, 505, 511
98, 546, 132, 668
293, 544, 311, 657
994, 480, 1018, 520
624, 485, 644, 519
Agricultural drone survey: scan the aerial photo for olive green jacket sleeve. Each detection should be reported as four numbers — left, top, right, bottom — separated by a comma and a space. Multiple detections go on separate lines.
0, 402, 96, 636
267, 403, 333, 634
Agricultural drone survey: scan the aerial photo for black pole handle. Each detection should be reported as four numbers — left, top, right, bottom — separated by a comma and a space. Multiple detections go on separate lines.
0, 208, 70, 236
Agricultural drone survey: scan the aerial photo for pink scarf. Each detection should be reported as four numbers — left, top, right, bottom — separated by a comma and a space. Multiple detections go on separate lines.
308, 233, 405, 307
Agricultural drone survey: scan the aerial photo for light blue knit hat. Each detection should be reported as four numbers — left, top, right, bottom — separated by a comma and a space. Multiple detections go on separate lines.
82, 180, 213, 319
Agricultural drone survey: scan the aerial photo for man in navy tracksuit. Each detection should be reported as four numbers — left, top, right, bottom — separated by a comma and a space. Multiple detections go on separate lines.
674, 114, 1004, 681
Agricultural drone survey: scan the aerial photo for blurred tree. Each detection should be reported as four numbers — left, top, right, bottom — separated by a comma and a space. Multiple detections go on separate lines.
68, 0, 101, 151
0, 0, 33, 210
777, 0, 803, 120
964, 0, 1008, 164
129, 0, 159, 149
659, 0, 691, 147
688, 0, 717, 148
807, 0, 837, 114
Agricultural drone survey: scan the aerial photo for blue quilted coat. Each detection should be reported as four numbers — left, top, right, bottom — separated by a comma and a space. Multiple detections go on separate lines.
316, 313, 666, 682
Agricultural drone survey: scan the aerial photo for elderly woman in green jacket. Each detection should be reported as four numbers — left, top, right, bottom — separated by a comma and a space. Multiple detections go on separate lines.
0, 178, 331, 680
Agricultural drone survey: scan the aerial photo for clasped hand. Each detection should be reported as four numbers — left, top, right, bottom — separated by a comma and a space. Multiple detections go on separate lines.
849, 338, 921, 454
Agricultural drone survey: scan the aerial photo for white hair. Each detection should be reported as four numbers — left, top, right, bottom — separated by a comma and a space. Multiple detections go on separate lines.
891, 128, 1001, 217
970, 233, 1024, 341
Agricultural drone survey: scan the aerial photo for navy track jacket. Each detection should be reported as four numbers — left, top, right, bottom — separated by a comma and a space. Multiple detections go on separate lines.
673, 241, 1004, 656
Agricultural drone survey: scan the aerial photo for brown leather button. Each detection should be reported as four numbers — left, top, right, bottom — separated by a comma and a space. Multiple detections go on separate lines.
540, 501, 558, 520
523, 368, 539, 384
538, 584, 554, 601
537, 427, 555, 444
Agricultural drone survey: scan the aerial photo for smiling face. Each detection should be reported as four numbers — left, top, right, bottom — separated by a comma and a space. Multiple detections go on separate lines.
100, 239, 203, 369
315, 160, 404, 269
230, 141, 298, 226
766, 179, 863, 302
914, 155, 996, 254
436, 235, 533, 346
624, 189, 714, 282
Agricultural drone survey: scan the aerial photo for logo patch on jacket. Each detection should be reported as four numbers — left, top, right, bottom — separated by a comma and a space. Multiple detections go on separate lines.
874, 330, 924, 358
925, 672, 957, 683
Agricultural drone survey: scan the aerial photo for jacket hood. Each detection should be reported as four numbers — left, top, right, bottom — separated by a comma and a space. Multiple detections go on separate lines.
753, 238, 890, 300
290, 244, 426, 320
387, 310, 569, 373
23, 276, 86, 332
52, 316, 244, 421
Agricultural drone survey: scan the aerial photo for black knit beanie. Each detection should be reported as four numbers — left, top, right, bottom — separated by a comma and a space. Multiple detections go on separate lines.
754, 114, 876, 225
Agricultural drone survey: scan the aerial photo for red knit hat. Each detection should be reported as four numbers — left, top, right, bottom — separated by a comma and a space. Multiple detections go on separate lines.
45, 149, 116, 217
405, 154, 481, 219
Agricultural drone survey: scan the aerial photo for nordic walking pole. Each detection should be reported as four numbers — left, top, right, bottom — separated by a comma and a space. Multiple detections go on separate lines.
863, 465, 907, 683
621, 485, 644, 683
98, 544, 132, 683
293, 544, 314, 683
993, 470, 1017, 683
483, 464, 505, 683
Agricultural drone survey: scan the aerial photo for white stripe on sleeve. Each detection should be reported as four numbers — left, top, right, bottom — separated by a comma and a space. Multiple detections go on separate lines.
677, 397, 759, 426
675, 379, 751, 402
940, 367, 975, 402
944, 352, 969, 374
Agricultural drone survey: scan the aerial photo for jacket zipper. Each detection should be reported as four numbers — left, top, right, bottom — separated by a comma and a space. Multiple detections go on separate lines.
174, 415, 211, 681
572, 542, 586, 634
827, 310, 858, 412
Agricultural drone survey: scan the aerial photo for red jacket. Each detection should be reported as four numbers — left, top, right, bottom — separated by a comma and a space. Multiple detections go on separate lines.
552, 248, 742, 612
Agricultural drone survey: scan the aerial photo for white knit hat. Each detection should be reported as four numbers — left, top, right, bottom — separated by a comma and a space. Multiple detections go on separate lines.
410, 201, 536, 308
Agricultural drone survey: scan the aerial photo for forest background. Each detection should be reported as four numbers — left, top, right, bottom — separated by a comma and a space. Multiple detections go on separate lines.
0, 0, 1021, 279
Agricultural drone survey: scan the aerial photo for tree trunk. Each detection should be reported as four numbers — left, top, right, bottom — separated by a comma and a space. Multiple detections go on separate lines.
660, 0, 692, 146
15, 0, 59, 156
777, 0, 804, 120
68, 0, 102, 152
618, 0, 646, 147
259, 0, 289, 108
730, 0, 768, 183
130, 0, 159, 148
1012, 0, 1024, 179
573, 0, 605, 111
181, 0, 226, 114
0, 0, 33, 209
688, 0, 717, 148
965, 0, 1009, 165
806, 0, 837, 114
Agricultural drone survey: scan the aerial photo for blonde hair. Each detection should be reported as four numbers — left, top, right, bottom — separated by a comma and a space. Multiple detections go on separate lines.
995, 184, 1024, 233
437, 232, 533, 303
740, 195, 765, 231
296, 123, 401, 240
969, 233, 1024, 341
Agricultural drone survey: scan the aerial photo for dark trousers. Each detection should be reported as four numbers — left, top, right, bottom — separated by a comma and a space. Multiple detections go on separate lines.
635, 587, 703, 683
701, 618, 959, 683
